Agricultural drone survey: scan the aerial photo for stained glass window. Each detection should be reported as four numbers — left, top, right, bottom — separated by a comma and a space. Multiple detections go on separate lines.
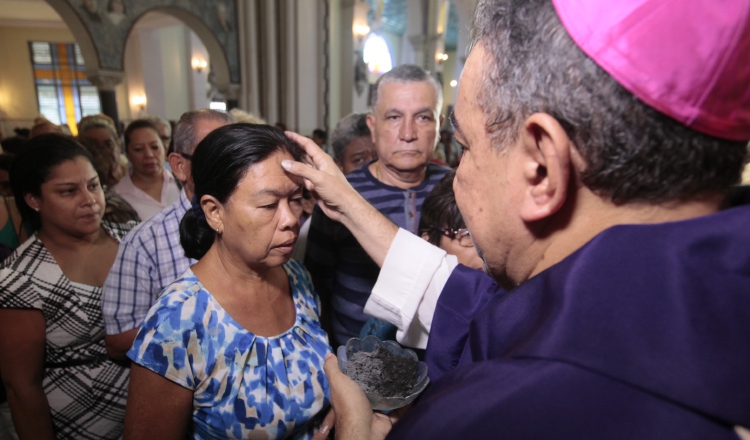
29, 42, 101, 135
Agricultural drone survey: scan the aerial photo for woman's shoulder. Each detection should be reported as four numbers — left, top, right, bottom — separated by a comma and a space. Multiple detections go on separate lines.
0, 237, 48, 308
285, 259, 323, 315
137, 271, 209, 334
285, 259, 312, 286
0, 235, 44, 272
152, 270, 204, 310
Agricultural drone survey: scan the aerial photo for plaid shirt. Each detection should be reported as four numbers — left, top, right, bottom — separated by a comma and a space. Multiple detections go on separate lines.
102, 190, 195, 334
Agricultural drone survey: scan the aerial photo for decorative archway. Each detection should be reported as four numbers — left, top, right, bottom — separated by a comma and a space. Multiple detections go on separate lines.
43, 0, 239, 125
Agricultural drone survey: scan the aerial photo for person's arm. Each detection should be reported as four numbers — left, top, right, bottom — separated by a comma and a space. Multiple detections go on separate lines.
322, 354, 394, 440
0, 309, 55, 440
283, 132, 398, 267
104, 328, 139, 359
102, 242, 155, 359
364, 229, 459, 349
124, 363, 193, 440
283, 133, 457, 347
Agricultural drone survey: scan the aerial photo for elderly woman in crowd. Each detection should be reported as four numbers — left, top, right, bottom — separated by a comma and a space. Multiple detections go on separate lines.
29, 118, 63, 139
0, 134, 134, 439
330, 112, 376, 175
113, 119, 179, 220
78, 115, 127, 187
125, 124, 330, 440
78, 116, 140, 223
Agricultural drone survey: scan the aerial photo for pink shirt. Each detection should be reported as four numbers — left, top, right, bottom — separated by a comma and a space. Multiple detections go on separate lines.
112, 169, 180, 221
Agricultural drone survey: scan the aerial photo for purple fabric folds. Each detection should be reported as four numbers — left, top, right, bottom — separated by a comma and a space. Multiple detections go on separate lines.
396, 204, 750, 439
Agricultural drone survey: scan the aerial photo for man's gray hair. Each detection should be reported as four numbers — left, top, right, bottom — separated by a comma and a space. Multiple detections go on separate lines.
370, 64, 443, 114
172, 109, 235, 155
331, 113, 371, 162
471, 0, 748, 204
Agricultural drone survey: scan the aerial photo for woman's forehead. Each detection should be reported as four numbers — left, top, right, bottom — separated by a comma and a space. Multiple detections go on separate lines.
45, 157, 97, 183
239, 152, 302, 193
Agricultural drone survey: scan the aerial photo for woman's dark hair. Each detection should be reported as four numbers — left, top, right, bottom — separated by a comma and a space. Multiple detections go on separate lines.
10, 134, 95, 232
180, 123, 303, 259
418, 170, 464, 246
0, 154, 14, 172
123, 119, 160, 151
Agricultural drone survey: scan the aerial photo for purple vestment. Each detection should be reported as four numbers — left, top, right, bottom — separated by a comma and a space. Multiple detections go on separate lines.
388, 204, 750, 439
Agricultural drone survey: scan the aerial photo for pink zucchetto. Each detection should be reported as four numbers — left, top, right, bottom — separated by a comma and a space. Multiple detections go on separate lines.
552, 0, 750, 141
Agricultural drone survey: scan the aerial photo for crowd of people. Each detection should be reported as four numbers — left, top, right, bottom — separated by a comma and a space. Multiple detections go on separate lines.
0, 0, 748, 438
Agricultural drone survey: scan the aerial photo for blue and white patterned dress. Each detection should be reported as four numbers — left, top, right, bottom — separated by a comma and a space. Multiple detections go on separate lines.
128, 259, 331, 440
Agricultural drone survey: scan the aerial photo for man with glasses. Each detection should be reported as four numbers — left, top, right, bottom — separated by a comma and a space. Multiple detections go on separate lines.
102, 109, 233, 359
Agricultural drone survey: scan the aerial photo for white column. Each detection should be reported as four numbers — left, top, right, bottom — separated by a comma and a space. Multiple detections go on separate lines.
237, 0, 261, 115
295, 0, 326, 135
263, 1, 280, 123
282, 0, 298, 130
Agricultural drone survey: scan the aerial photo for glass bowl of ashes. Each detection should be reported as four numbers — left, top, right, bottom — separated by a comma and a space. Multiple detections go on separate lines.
337, 335, 430, 411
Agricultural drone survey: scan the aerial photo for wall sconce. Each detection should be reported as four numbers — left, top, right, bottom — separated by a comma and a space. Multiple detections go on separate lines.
450, 79, 457, 88
132, 94, 147, 111
436, 52, 449, 63
353, 23, 371, 43
191, 57, 208, 73
352, 0, 371, 47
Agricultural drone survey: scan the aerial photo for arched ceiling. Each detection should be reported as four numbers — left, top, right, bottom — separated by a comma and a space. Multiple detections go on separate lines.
366, 0, 459, 50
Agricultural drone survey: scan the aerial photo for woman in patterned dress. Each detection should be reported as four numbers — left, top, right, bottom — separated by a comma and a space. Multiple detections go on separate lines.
0, 134, 135, 439
125, 124, 331, 439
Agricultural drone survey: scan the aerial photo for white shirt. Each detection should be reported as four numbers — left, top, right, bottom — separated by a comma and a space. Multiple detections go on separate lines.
364, 228, 459, 349
112, 169, 180, 221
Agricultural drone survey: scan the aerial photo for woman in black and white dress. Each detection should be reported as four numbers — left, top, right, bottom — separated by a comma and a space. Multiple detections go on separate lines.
0, 134, 135, 439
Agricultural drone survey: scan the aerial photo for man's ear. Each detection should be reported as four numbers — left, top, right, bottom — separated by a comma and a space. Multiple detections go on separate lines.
168, 153, 189, 182
366, 114, 377, 143
202, 195, 223, 233
518, 113, 572, 223
420, 232, 431, 242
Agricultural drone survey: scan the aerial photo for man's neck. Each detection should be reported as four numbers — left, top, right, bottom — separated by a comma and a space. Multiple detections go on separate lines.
369, 161, 428, 190
521, 189, 725, 283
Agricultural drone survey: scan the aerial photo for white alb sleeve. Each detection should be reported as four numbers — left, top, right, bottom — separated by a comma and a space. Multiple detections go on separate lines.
364, 228, 458, 349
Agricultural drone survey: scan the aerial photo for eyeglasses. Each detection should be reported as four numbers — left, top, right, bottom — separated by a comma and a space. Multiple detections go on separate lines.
429, 226, 474, 247
179, 152, 193, 160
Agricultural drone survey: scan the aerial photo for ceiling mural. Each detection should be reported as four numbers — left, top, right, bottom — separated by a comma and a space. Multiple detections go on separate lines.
64, 0, 239, 83
366, 0, 458, 49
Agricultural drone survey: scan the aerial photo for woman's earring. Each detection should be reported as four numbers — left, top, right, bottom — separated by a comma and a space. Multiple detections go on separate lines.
215, 228, 220, 234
